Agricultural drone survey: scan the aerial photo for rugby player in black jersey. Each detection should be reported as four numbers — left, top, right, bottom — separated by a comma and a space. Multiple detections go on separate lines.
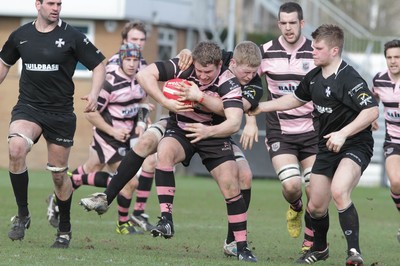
250, 24, 379, 265
0, 0, 105, 248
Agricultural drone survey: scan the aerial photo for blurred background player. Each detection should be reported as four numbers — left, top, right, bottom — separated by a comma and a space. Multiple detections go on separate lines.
258, 1, 317, 253
107, 21, 148, 72
76, 43, 149, 234
47, 21, 156, 233
106, 21, 157, 233
371, 39, 400, 242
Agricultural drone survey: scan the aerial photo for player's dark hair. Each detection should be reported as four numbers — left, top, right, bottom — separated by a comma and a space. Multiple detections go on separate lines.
121, 21, 146, 43
192, 41, 222, 67
278, 1, 303, 21
312, 24, 344, 55
384, 39, 400, 57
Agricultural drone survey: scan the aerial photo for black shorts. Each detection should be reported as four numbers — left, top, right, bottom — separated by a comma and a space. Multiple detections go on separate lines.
11, 103, 76, 147
265, 131, 318, 161
312, 142, 373, 178
383, 142, 400, 158
164, 121, 235, 172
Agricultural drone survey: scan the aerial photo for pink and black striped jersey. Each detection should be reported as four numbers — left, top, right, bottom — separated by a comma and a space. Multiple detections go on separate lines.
155, 57, 243, 129
372, 70, 400, 144
259, 36, 317, 135
96, 69, 147, 136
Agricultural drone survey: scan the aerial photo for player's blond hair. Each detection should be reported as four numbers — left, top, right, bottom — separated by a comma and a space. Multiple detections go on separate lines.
233, 41, 262, 68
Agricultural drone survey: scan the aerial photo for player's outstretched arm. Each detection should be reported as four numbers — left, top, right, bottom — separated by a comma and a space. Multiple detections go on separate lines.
248, 94, 303, 116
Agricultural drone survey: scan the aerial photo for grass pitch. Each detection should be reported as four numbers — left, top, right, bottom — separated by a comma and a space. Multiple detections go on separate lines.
0, 168, 397, 265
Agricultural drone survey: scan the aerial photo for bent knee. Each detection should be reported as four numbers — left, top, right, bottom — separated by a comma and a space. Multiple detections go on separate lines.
389, 178, 400, 194
8, 136, 32, 159
143, 154, 157, 170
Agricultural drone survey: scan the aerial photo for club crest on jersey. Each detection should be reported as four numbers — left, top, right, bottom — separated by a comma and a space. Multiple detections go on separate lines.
303, 62, 310, 71
385, 147, 394, 156
55, 38, 65, 48
222, 141, 232, 151
243, 87, 256, 99
325, 86, 331, 97
348, 82, 364, 97
228, 79, 239, 90
271, 142, 280, 152
357, 93, 372, 106
118, 147, 127, 156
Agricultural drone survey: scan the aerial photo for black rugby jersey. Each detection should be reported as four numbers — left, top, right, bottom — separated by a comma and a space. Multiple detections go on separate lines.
294, 60, 378, 144
0, 19, 105, 113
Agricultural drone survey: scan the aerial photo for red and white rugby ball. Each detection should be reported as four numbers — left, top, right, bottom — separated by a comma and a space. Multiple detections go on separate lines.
162, 78, 193, 106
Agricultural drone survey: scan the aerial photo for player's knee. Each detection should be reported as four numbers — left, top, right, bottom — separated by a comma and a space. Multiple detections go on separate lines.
143, 154, 157, 170
238, 167, 252, 186
308, 206, 327, 219
234, 151, 252, 182
277, 164, 302, 194
283, 181, 302, 197
124, 178, 138, 193
135, 134, 158, 156
8, 133, 34, 159
331, 187, 350, 208
389, 176, 400, 193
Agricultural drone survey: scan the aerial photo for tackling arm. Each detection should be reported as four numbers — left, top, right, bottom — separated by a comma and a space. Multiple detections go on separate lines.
249, 94, 304, 116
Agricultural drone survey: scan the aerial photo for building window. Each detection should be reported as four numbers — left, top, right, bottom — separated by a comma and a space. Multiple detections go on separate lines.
158, 27, 177, 60
21, 19, 95, 78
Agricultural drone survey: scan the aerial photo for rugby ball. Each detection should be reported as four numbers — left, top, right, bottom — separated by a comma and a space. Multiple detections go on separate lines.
162, 78, 193, 106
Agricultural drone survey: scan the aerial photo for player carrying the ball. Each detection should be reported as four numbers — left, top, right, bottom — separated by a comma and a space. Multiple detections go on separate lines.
138, 40, 259, 262
80, 40, 260, 262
